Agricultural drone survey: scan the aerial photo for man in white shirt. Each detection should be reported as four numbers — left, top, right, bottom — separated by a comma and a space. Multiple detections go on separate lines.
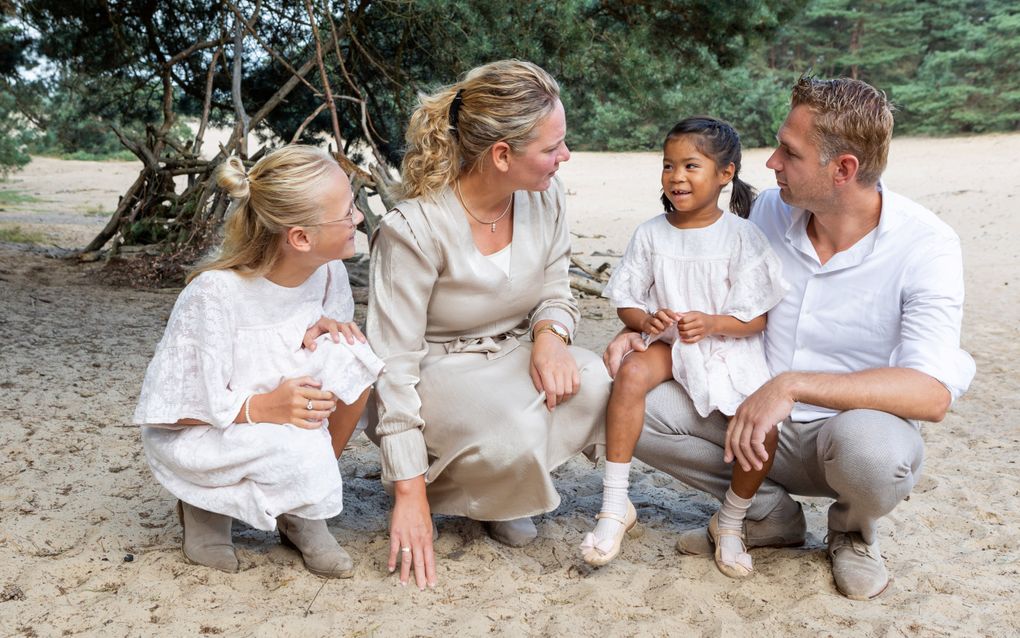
605, 76, 974, 600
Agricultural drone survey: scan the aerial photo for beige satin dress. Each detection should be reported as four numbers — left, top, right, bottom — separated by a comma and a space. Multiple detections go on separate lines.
366, 178, 610, 520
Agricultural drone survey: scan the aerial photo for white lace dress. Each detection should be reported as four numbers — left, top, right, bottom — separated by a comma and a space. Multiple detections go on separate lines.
133, 261, 384, 531
604, 213, 788, 417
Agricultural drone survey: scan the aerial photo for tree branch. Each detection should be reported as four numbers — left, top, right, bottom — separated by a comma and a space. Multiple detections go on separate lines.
304, 1, 344, 150
231, 13, 251, 156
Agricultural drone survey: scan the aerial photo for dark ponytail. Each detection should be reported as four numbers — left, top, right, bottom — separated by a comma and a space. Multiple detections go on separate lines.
660, 116, 756, 218
729, 176, 755, 219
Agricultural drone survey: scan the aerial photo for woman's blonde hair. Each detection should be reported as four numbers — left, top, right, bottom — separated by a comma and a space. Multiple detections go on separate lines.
188, 145, 339, 283
400, 59, 560, 200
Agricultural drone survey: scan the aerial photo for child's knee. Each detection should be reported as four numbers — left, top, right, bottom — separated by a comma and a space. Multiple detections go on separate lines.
614, 357, 656, 394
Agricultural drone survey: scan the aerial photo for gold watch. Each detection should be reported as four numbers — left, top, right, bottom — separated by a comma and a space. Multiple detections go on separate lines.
534, 322, 570, 345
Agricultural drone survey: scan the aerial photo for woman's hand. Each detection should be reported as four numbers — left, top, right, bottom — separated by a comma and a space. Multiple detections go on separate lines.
641, 309, 681, 336
252, 376, 337, 428
388, 475, 436, 590
302, 315, 367, 350
677, 311, 717, 344
529, 329, 580, 410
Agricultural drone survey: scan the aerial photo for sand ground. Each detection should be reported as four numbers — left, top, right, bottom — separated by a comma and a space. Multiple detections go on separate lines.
0, 135, 1018, 636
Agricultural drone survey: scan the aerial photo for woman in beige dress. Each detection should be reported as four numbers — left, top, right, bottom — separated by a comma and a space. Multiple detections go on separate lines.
367, 60, 611, 588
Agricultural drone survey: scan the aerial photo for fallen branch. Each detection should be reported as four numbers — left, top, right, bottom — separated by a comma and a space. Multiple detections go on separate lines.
570, 275, 605, 297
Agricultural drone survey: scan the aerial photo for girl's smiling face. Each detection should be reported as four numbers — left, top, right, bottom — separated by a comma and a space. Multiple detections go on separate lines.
661, 135, 735, 225
310, 166, 362, 262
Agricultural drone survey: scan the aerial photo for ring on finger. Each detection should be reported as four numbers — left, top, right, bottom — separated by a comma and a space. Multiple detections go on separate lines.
401, 546, 411, 553
306, 399, 314, 411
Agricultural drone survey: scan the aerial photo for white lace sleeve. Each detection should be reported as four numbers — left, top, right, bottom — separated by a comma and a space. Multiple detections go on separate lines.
603, 221, 654, 310
322, 260, 356, 322
132, 272, 245, 429
721, 221, 789, 321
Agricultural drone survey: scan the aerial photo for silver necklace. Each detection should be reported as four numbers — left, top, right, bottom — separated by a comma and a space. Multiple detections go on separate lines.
455, 180, 513, 232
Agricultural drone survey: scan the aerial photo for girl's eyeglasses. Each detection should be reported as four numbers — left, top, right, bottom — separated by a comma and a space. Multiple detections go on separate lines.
309, 208, 357, 228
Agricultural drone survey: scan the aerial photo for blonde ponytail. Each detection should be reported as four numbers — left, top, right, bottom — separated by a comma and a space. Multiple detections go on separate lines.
188, 145, 341, 282
400, 59, 560, 201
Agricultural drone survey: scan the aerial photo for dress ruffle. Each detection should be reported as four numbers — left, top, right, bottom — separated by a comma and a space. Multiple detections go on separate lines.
606, 213, 788, 417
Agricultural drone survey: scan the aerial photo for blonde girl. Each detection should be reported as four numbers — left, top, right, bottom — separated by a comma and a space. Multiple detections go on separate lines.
134, 145, 383, 578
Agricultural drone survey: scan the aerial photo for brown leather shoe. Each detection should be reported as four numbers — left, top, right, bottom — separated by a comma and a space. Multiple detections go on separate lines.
827, 531, 890, 600
278, 514, 353, 579
676, 499, 806, 555
177, 501, 239, 573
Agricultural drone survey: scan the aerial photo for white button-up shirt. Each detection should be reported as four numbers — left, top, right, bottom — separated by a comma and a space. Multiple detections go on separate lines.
750, 186, 975, 422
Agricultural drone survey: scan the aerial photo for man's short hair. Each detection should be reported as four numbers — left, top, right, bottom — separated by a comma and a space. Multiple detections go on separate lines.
791, 76, 894, 186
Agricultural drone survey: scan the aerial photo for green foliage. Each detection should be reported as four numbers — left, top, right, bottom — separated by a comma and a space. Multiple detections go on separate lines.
8, 0, 1017, 164
342, 0, 807, 152
0, 225, 46, 244
0, 189, 41, 204
760, 0, 1020, 137
0, 92, 32, 177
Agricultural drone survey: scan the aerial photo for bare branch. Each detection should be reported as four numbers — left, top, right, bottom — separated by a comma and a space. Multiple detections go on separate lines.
290, 102, 330, 144
228, 27, 343, 152
305, 1, 344, 150
570, 256, 609, 282
570, 275, 605, 297
81, 172, 147, 254
165, 35, 231, 68
231, 13, 251, 156
341, 0, 402, 87
191, 46, 223, 161
223, 0, 322, 98
111, 125, 159, 170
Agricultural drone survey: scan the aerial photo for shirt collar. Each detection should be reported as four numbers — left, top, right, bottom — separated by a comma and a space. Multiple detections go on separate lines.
783, 180, 900, 272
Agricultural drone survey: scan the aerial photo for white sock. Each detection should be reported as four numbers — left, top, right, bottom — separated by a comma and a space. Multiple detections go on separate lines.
718, 487, 753, 530
592, 461, 630, 543
717, 487, 753, 566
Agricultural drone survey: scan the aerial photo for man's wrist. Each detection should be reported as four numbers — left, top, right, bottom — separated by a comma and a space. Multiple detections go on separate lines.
776, 372, 803, 402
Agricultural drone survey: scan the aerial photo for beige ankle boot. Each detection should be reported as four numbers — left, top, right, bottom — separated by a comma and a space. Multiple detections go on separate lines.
177, 501, 239, 573
485, 517, 538, 547
277, 514, 353, 579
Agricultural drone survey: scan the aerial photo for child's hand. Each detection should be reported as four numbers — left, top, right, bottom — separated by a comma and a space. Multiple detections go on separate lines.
642, 309, 680, 336
302, 315, 367, 350
253, 377, 337, 429
677, 311, 716, 344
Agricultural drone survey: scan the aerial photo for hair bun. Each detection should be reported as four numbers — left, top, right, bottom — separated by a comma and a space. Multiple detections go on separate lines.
216, 155, 251, 200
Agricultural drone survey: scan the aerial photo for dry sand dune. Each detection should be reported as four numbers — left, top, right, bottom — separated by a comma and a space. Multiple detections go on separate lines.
0, 134, 1018, 636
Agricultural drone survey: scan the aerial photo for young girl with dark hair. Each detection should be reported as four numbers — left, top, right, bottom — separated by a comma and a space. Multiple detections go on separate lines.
580, 117, 788, 578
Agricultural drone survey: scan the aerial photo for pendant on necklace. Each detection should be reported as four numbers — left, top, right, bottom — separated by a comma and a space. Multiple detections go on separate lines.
490, 222, 497, 233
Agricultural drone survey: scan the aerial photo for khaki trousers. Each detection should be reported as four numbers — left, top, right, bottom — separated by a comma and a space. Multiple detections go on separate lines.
634, 381, 925, 544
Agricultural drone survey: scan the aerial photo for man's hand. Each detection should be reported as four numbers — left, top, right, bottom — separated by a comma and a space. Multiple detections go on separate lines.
726, 374, 795, 471
602, 330, 647, 379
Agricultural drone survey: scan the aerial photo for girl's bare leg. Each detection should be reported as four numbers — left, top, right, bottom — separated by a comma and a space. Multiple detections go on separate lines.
716, 426, 780, 576
582, 342, 673, 564
327, 388, 371, 459
731, 426, 779, 498
606, 341, 674, 462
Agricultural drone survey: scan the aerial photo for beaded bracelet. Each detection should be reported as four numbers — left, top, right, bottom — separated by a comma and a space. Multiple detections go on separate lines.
244, 395, 255, 425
